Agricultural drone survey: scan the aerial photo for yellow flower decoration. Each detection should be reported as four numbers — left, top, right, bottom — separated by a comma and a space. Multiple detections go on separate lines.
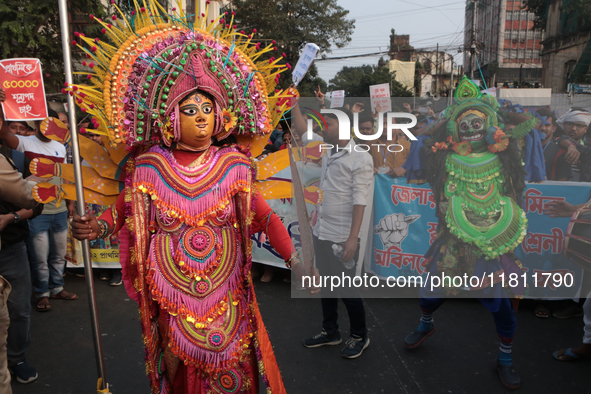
163, 117, 173, 141
222, 109, 237, 132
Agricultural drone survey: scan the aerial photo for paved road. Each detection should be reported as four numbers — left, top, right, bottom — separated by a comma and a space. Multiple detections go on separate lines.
11, 273, 591, 394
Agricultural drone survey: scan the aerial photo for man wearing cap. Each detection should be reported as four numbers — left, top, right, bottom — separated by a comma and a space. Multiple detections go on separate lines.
556, 108, 591, 182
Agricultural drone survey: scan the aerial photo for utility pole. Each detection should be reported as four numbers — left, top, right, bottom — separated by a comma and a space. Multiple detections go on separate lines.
470, 0, 478, 79
436, 43, 439, 95
449, 58, 454, 106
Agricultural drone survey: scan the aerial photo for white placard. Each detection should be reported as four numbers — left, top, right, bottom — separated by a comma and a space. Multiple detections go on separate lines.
369, 83, 391, 112
330, 90, 345, 108
292, 43, 320, 86
481, 87, 497, 97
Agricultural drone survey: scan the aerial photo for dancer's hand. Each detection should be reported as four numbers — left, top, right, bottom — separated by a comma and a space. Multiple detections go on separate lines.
309, 267, 321, 295
71, 213, 100, 240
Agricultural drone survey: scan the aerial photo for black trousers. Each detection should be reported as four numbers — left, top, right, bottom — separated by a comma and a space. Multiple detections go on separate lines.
314, 236, 367, 339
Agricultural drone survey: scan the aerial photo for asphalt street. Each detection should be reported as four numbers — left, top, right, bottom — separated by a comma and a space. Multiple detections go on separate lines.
11, 273, 591, 394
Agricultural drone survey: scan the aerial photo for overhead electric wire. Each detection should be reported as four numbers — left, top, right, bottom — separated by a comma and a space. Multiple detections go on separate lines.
354, 1, 465, 21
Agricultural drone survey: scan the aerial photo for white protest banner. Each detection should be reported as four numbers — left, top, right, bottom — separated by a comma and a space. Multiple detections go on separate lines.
330, 90, 345, 108
369, 83, 391, 113
481, 87, 497, 97
292, 43, 320, 86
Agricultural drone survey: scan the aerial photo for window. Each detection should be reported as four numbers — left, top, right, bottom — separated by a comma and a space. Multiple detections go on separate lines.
519, 30, 526, 39
505, 30, 511, 39
512, 30, 519, 39
526, 49, 533, 59
186, 0, 196, 21
520, 10, 527, 20
529, 12, 535, 20
565, 60, 577, 89
527, 30, 534, 39
535, 30, 542, 39
533, 49, 541, 58
506, 11, 513, 20
518, 49, 525, 59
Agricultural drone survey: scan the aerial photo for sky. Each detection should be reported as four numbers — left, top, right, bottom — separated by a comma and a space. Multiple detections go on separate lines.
315, 0, 467, 84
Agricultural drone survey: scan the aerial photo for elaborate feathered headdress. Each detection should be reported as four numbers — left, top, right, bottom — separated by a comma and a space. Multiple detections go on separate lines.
65, 0, 295, 147
440, 76, 537, 154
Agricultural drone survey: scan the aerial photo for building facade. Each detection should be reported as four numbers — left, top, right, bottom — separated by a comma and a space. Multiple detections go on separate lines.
464, 0, 544, 87
389, 35, 461, 97
541, 0, 591, 93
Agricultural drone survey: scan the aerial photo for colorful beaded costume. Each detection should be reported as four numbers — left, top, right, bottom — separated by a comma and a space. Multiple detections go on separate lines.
29, 1, 305, 393
424, 77, 537, 295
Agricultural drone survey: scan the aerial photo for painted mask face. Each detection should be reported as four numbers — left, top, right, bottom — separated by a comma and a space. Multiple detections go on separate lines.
179, 92, 215, 149
457, 112, 487, 151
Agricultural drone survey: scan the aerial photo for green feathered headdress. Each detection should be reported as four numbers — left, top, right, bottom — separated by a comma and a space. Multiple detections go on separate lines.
444, 76, 537, 145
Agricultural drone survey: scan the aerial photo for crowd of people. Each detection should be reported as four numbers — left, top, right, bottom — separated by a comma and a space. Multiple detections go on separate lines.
259, 84, 591, 390
0, 80, 590, 392
0, 38, 591, 393
0, 86, 127, 391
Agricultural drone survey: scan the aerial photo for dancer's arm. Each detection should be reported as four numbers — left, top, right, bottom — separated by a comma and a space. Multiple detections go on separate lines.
71, 192, 126, 240
253, 193, 293, 260
253, 193, 315, 286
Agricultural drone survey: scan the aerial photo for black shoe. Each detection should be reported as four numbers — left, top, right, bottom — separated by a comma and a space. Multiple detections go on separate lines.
10, 361, 38, 384
404, 324, 435, 349
496, 359, 521, 390
110, 270, 123, 286
303, 330, 342, 348
99, 270, 111, 281
552, 304, 583, 319
340, 336, 370, 359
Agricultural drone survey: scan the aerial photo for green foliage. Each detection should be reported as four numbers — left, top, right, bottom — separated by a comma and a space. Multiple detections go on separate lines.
232, 0, 354, 91
561, 0, 591, 33
562, 0, 591, 21
328, 64, 412, 97
523, 0, 591, 31
0, 0, 108, 93
521, 0, 549, 30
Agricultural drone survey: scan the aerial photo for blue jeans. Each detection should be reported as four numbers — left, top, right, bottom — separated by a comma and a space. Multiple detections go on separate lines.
0, 242, 31, 367
27, 211, 68, 298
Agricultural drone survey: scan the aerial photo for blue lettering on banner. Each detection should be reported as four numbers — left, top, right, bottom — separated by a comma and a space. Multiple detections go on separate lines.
250, 164, 591, 298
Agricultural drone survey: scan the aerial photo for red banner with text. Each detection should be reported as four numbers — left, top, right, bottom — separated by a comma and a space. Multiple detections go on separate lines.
0, 58, 48, 121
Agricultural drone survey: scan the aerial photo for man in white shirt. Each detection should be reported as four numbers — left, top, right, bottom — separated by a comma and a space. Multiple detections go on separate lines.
0, 111, 78, 313
292, 102, 374, 359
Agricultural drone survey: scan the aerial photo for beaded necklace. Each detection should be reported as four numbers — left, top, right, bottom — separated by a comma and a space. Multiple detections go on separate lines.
443, 152, 528, 259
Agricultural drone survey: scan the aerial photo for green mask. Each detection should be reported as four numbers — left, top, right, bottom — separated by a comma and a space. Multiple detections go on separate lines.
457, 112, 488, 152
